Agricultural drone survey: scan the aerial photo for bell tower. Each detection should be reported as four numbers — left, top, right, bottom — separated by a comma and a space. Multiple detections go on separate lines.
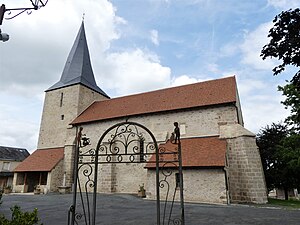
37, 22, 109, 149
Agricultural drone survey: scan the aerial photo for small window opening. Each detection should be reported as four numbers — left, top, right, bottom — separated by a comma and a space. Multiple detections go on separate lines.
40, 172, 48, 185
60, 92, 64, 107
180, 124, 186, 135
61, 115, 64, 120
16, 173, 25, 185
2, 162, 10, 171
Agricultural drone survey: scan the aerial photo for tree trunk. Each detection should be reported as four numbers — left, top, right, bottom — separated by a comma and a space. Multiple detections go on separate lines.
284, 187, 289, 200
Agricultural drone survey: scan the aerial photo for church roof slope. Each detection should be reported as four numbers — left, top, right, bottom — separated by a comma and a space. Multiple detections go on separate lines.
145, 136, 227, 168
14, 148, 64, 172
46, 22, 109, 98
0, 146, 29, 161
72, 76, 237, 125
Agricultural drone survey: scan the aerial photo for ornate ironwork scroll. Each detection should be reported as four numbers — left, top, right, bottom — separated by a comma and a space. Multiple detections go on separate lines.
68, 121, 185, 225
1, 1, 48, 22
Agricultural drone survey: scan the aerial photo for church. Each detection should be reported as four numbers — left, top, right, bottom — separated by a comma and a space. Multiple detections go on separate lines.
13, 22, 267, 204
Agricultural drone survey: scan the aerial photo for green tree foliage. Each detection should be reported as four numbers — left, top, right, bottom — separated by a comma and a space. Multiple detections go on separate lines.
259, 8, 300, 200
0, 206, 42, 225
278, 83, 300, 130
277, 134, 300, 188
257, 123, 300, 200
261, 8, 300, 130
261, 8, 300, 87
257, 123, 288, 192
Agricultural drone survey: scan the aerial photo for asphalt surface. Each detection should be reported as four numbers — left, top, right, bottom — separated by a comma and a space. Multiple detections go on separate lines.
0, 193, 299, 225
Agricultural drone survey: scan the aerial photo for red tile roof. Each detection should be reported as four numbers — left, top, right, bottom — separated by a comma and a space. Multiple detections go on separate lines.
145, 136, 227, 168
14, 148, 64, 172
72, 76, 236, 125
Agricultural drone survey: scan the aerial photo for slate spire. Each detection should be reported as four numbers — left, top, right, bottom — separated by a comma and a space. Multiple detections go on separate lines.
47, 22, 109, 98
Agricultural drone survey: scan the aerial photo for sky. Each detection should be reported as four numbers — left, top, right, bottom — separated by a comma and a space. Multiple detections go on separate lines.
0, 0, 299, 152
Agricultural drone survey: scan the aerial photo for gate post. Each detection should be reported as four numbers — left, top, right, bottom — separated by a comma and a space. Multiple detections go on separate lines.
92, 139, 99, 225
68, 126, 81, 225
178, 142, 185, 225
155, 138, 161, 225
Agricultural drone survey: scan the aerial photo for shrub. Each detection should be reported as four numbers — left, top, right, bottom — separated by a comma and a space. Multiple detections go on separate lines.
0, 205, 43, 225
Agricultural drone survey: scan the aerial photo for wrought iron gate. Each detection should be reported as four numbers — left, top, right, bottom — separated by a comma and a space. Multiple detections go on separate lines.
68, 121, 185, 225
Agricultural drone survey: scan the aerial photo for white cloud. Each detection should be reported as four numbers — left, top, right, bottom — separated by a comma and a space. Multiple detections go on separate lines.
234, 73, 289, 133
239, 22, 276, 71
170, 75, 212, 87
237, 78, 266, 96
267, 0, 300, 9
171, 75, 198, 87
242, 96, 289, 133
150, 29, 159, 46
102, 48, 171, 96
0, 119, 39, 152
0, 100, 39, 152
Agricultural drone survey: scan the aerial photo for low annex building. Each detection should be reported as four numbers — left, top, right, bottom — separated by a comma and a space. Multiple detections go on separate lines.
13, 148, 64, 193
0, 146, 29, 191
14, 22, 267, 204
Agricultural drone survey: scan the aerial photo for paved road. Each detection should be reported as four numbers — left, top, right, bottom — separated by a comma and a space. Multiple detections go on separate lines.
0, 193, 299, 225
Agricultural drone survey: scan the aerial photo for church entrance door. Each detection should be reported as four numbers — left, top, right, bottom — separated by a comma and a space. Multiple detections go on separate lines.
68, 121, 185, 225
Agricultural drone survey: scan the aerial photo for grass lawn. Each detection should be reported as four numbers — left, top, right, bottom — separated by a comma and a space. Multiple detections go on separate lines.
267, 198, 300, 209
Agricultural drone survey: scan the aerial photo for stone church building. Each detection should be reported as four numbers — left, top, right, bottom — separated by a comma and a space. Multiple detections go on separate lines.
13, 22, 267, 204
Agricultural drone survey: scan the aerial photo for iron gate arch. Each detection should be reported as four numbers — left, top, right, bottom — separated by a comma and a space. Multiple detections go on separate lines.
68, 121, 185, 225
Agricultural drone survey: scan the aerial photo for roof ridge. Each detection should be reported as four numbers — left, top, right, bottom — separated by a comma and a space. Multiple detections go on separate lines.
36, 147, 64, 151
179, 135, 220, 140
0, 145, 27, 150
97, 76, 236, 102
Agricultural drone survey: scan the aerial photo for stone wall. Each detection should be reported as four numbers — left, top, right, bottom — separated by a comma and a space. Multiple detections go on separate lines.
220, 124, 267, 203
49, 159, 64, 192
69, 105, 238, 195
75, 105, 238, 145
146, 168, 227, 203
76, 160, 148, 194
63, 128, 77, 187
38, 85, 108, 149
112, 163, 147, 194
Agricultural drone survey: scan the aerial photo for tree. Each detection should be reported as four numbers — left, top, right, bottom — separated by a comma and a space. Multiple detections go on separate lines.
257, 123, 300, 200
276, 133, 300, 192
261, 8, 300, 130
261, 8, 300, 87
256, 123, 289, 193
